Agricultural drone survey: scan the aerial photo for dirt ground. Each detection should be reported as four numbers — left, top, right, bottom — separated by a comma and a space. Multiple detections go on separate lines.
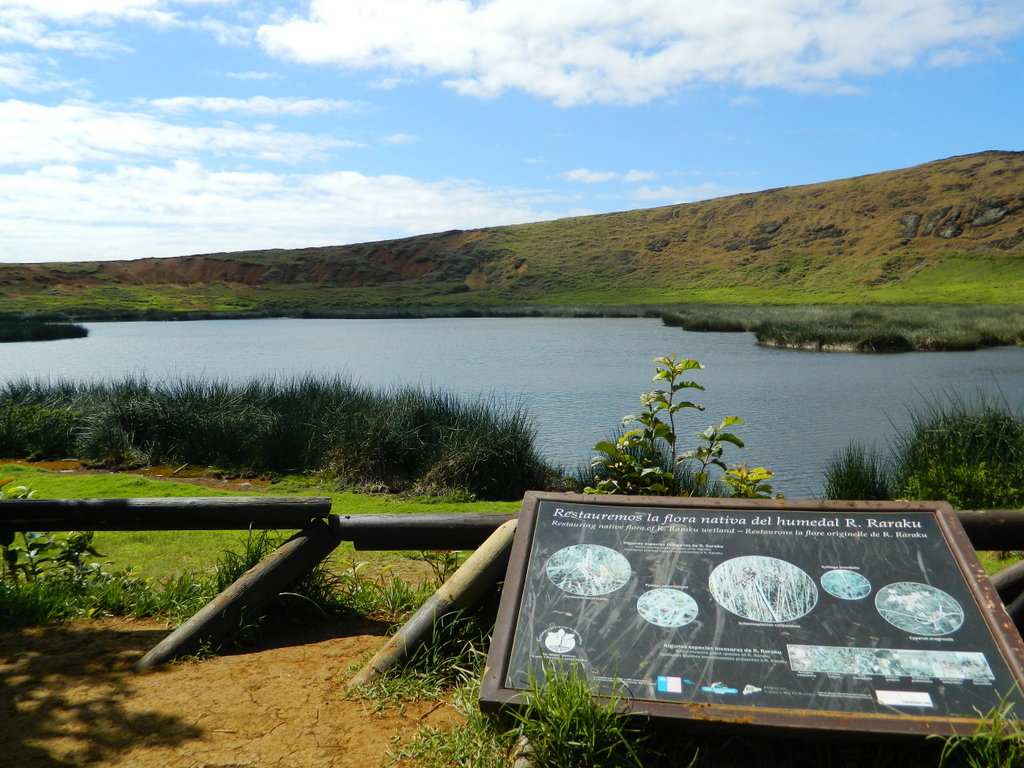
1, 462, 467, 767
0, 616, 460, 768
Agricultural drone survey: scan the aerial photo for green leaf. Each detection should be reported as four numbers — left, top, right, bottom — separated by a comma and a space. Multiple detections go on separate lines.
716, 433, 745, 448
672, 400, 704, 411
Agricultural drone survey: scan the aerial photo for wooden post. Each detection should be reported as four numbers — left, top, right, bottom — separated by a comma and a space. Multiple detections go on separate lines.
346, 519, 518, 689
134, 519, 341, 671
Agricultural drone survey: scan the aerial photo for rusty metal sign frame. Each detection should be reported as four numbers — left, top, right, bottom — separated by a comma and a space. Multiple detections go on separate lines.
480, 492, 1024, 739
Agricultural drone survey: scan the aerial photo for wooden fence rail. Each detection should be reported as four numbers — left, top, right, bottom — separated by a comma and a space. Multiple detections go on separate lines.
5, 498, 1024, 668
2, 498, 1024, 550
0, 496, 332, 531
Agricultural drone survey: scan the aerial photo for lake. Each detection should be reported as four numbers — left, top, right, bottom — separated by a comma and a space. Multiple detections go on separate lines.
4, 317, 1024, 497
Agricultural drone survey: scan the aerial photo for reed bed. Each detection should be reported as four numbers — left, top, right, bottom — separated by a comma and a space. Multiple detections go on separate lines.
0, 376, 550, 500
661, 305, 1024, 352
824, 398, 1024, 509
0, 321, 88, 343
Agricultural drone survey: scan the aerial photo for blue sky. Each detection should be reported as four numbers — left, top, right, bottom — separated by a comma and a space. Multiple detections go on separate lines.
2, 0, 1023, 263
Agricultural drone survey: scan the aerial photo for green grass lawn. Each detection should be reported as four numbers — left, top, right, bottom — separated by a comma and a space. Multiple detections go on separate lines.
0, 463, 520, 581
2, 462, 1018, 581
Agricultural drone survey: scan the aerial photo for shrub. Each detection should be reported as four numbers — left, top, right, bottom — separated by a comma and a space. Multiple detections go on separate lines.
894, 399, 1024, 509
825, 399, 1024, 509
583, 355, 775, 498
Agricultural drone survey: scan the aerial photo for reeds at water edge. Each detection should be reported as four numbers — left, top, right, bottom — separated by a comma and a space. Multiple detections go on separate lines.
0, 375, 551, 500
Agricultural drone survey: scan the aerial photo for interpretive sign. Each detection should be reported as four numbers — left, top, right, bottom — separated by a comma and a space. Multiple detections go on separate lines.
480, 493, 1024, 738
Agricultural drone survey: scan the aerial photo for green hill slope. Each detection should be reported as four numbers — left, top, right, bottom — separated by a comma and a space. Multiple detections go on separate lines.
2, 151, 1023, 316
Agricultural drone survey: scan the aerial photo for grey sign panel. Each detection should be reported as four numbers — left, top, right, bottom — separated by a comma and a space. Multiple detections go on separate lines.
480, 493, 1024, 738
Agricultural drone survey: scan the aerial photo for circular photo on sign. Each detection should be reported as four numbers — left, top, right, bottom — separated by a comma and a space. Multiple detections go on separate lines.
541, 626, 580, 654
545, 544, 632, 596
875, 582, 965, 636
636, 588, 699, 628
708, 555, 818, 623
821, 569, 872, 600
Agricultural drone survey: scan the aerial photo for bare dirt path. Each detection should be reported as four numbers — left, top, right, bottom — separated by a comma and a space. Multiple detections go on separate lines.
1, 618, 457, 768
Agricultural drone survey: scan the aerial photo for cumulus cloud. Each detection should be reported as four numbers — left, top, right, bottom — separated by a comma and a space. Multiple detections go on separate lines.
256, 0, 1024, 105
0, 100, 359, 166
0, 160, 549, 261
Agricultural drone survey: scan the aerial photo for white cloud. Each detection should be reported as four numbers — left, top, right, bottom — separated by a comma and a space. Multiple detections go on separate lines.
381, 133, 420, 145
0, 100, 359, 166
147, 95, 359, 115
225, 70, 276, 81
623, 169, 657, 183
0, 160, 549, 262
564, 168, 618, 183
729, 95, 757, 107
0, 2, 162, 18
0, 1, 249, 54
257, 0, 1024, 106
629, 182, 745, 203
0, 10, 129, 54
0, 52, 79, 91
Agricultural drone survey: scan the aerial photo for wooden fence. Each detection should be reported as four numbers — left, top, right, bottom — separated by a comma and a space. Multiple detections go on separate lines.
3, 498, 1024, 670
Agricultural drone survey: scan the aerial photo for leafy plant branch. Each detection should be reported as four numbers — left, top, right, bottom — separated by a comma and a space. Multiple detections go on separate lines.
585, 356, 778, 498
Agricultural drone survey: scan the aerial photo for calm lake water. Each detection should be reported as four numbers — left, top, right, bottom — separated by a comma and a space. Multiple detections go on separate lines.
5, 317, 1024, 497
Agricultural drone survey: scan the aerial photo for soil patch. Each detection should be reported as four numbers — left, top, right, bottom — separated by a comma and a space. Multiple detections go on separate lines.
0, 617, 456, 767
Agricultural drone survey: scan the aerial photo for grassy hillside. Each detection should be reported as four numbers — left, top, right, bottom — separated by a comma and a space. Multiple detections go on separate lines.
2, 151, 1023, 316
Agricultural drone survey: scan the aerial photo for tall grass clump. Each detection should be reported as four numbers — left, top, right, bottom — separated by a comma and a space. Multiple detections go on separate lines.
0, 375, 550, 500
824, 398, 1024, 509
0, 402, 78, 459
937, 698, 1024, 768
823, 443, 896, 501
894, 398, 1024, 510
507, 665, 654, 768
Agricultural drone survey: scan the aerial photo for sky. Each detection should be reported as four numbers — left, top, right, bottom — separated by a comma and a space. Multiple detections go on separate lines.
1, 0, 1023, 264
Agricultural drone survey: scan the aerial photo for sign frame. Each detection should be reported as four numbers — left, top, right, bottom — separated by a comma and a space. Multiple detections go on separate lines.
480, 492, 1024, 739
